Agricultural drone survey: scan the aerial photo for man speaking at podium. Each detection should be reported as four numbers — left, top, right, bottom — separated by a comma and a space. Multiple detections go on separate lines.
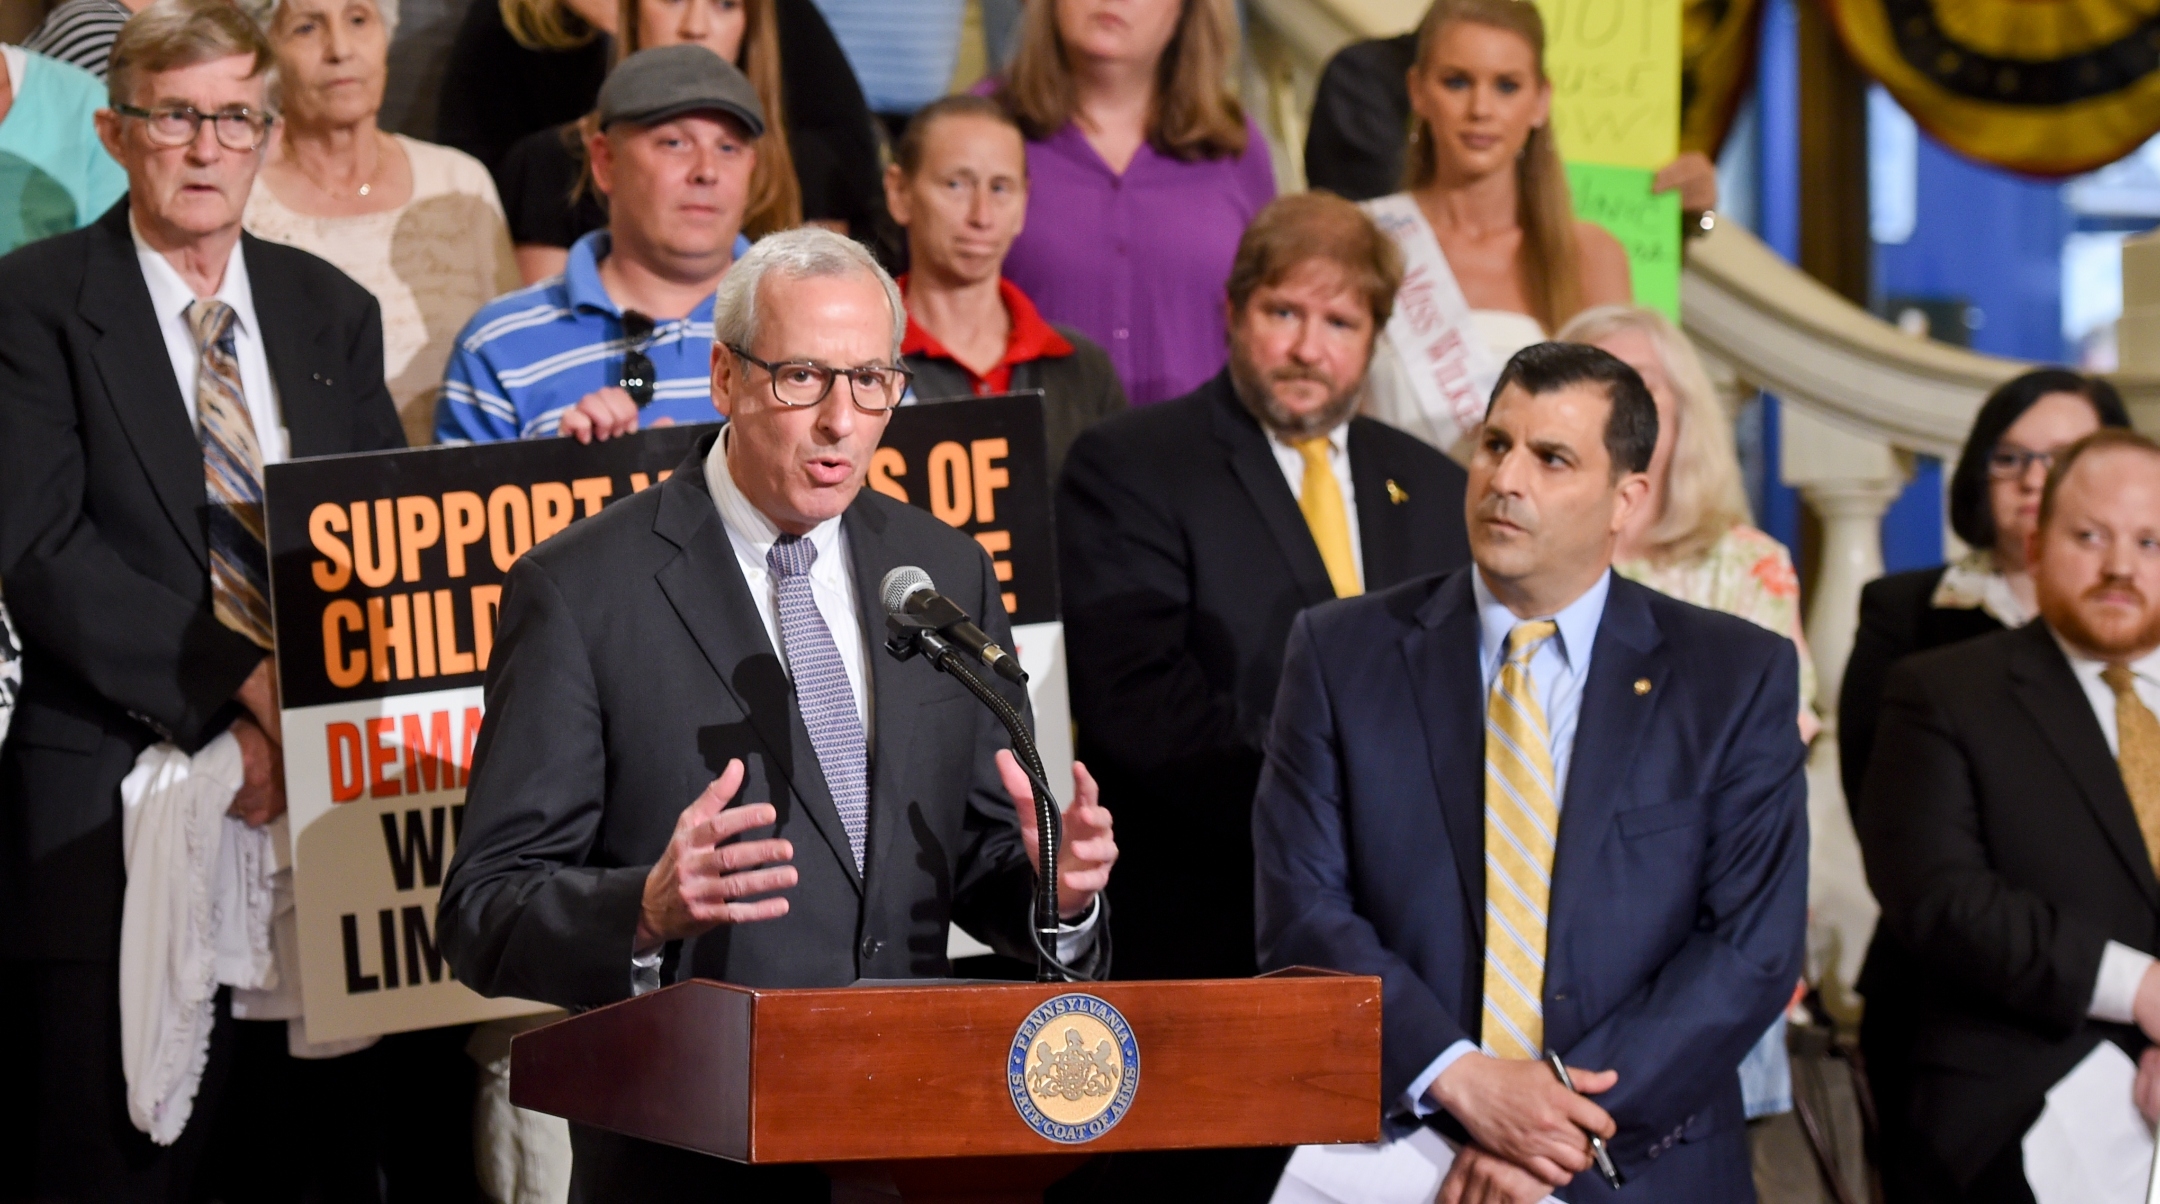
1255, 343, 1808, 1201
439, 227, 1117, 1202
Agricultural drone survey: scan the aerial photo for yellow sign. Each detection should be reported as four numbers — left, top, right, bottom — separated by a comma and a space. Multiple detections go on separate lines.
1534, 0, 1682, 170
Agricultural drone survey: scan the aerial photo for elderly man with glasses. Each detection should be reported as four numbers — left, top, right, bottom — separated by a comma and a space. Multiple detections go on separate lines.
434, 44, 762, 445
437, 225, 1118, 1202
0, 0, 404, 1194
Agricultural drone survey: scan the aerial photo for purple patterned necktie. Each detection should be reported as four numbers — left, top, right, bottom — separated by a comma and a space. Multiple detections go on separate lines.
768, 534, 868, 868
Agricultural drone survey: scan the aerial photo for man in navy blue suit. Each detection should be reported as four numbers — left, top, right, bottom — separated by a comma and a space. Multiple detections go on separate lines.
1255, 342, 1808, 1202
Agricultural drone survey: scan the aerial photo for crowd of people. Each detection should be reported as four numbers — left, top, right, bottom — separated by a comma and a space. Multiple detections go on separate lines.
0, 0, 2148, 1202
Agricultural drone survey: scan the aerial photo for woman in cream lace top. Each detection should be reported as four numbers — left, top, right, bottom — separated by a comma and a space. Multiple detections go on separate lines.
242, 0, 518, 446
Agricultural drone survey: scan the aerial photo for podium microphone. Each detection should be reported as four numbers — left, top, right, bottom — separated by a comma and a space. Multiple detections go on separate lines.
881, 566, 1082, 983
879, 567, 1028, 685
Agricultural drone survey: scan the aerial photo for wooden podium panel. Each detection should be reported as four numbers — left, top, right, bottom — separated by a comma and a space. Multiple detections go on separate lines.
510, 970, 1381, 1167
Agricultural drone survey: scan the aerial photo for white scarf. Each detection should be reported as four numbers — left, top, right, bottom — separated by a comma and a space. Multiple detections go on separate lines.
1358, 194, 1505, 454
118, 735, 279, 1145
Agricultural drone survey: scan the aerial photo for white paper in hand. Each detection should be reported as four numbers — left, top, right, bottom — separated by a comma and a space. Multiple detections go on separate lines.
1272, 1129, 1561, 1204
2021, 1040, 2154, 1204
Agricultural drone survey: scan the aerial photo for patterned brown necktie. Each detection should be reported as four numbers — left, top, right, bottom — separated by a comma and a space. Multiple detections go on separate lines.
2100, 664, 2160, 876
189, 299, 273, 649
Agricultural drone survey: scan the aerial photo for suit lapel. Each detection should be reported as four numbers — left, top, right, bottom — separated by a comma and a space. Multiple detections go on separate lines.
1549, 579, 1667, 944
1208, 378, 1336, 608
79, 203, 209, 569
2010, 624, 2160, 904
245, 234, 342, 458
650, 442, 863, 892
1348, 419, 1411, 590
1401, 571, 1488, 923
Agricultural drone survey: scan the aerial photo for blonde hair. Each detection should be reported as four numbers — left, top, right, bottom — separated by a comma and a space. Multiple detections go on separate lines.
1405, 0, 1579, 332
613, 0, 799, 236
109, 0, 277, 107
1556, 305, 1750, 563
500, 0, 597, 52
996, 0, 1247, 162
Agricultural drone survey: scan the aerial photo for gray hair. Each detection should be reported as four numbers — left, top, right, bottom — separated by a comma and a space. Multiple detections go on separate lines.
712, 227, 905, 363
108, 0, 277, 108
238, 0, 400, 36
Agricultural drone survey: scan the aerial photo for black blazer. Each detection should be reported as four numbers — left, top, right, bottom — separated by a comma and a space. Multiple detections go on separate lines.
1836, 564, 2006, 805
1304, 33, 1418, 203
0, 201, 404, 960
1055, 371, 1471, 979
439, 433, 1093, 1005
1857, 621, 2160, 1177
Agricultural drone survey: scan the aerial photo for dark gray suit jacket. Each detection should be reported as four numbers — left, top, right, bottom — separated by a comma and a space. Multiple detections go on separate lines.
439, 433, 1097, 1007
0, 200, 404, 961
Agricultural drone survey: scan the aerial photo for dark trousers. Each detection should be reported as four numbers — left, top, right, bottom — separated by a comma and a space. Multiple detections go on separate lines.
1880, 1135, 2036, 1204
202, 1022, 481, 1204
567, 1126, 828, 1204
1048, 1147, 1293, 1204
1, 957, 481, 1204
1, 960, 240, 1203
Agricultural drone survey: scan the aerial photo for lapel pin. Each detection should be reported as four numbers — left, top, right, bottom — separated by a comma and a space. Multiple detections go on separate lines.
1634, 678, 1653, 695
1386, 479, 1408, 505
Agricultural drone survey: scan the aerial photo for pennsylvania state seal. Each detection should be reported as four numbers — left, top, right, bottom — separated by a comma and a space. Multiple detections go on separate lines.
1008, 993, 1140, 1143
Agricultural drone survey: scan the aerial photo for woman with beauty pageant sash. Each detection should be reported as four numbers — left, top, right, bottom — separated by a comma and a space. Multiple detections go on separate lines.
1358, 0, 1710, 458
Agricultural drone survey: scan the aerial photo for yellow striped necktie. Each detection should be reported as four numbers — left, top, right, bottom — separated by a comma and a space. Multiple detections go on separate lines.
190, 299, 274, 649
1483, 620, 1560, 1060
2101, 664, 2160, 877
1291, 435, 1360, 598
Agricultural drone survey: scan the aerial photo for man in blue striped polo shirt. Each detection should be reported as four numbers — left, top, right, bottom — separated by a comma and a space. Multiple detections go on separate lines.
436, 45, 761, 445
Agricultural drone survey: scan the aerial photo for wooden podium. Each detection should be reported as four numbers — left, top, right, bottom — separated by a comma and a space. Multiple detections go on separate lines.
510, 968, 1381, 1202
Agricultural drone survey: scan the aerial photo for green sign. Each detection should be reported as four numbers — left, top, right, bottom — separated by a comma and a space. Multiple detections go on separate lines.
1567, 161, 1682, 320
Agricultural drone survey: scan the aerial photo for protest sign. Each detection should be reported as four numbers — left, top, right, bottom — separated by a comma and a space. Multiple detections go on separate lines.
1533, 0, 1684, 311
1567, 162, 1683, 317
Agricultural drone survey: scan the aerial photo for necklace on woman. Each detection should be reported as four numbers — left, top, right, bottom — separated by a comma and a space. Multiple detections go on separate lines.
293, 132, 383, 200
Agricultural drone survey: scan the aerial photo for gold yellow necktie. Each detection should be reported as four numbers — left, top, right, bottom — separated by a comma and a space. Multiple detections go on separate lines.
1292, 436, 1360, 598
2101, 664, 2160, 876
1484, 620, 1560, 1060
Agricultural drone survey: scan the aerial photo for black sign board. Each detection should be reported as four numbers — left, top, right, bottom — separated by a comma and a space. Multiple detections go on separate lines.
265, 393, 1056, 711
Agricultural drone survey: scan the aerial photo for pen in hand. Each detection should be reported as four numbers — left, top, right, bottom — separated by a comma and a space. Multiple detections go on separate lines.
1545, 1049, 1624, 1189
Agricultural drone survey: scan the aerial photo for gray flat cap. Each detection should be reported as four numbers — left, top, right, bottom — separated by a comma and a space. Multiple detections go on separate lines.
597, 44, 766, 137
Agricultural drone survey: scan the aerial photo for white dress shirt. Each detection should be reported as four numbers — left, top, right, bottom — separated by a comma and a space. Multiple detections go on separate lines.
1403, 568, 1614, 1117
130, 218, 288, 465
2049, 627, 2160, 1024
1266, 420, 1363, 592
704, 425, 870, 729
629, 430, 1093, 991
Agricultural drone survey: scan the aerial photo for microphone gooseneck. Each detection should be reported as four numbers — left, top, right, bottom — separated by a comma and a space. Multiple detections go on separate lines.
880, 567, 1083, 982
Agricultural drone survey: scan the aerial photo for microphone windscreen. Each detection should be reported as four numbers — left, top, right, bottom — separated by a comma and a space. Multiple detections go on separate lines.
881, 565, 935, 616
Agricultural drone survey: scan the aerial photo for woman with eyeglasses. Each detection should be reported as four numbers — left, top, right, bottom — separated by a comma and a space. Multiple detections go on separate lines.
241, 0, 521, 446
1837, 366, 2127, 1204
1838, 368, 2131, 811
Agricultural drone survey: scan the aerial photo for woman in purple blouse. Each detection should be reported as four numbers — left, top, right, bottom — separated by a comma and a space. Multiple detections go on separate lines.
991, 0, 1275, 406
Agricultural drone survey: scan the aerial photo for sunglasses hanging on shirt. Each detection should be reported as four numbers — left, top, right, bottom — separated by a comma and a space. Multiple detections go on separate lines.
620, 310, 657, 408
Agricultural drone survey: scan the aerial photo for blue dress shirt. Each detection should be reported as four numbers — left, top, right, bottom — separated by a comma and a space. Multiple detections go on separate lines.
1402, 567, 1612, 1117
